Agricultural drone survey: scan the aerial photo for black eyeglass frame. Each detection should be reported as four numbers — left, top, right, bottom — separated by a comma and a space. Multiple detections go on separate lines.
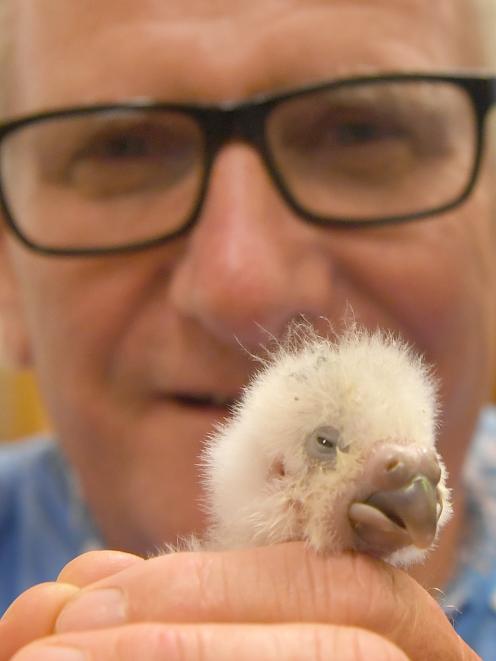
0, 72, 495, 257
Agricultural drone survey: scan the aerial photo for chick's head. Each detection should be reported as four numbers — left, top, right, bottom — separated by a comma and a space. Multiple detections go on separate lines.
202, 327, 450, 565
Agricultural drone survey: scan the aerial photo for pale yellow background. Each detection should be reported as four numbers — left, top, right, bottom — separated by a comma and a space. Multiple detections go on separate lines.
0, 369, 49, 440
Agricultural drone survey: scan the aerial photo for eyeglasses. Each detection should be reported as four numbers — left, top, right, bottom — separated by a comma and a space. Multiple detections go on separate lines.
0, 72, 495, 256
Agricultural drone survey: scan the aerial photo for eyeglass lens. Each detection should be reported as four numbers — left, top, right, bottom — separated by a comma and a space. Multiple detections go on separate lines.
268, 80, 476, 221
1, 110, 206, 250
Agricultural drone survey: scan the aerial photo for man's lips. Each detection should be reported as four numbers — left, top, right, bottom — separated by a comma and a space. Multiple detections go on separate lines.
167, 393, 239, 410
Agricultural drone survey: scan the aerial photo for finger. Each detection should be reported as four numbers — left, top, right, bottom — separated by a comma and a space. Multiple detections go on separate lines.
11, 623, 410, 661
53, 542, 474, 661
57, 550, 144, 587
0, 582, 79, 661
0, 552, 145, 660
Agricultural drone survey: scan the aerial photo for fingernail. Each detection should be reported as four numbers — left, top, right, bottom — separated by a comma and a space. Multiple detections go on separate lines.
14, 646, 86, 661
56, 587, 127, 632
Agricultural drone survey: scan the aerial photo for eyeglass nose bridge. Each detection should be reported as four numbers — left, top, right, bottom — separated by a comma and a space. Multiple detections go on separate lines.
195, 99, 292, 225
203, 100, 271, 164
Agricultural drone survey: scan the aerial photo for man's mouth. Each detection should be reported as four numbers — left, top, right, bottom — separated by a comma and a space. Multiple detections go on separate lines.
170, 393, 238, 410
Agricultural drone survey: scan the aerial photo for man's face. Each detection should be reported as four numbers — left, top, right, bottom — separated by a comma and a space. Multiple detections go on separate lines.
4, 0, 495, 553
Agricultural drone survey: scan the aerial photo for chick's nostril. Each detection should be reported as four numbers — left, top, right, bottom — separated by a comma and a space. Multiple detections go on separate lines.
369, 444, 444, 492
386, 459, 400, 472
370, 445, 422, 490
375, 450, 411, 489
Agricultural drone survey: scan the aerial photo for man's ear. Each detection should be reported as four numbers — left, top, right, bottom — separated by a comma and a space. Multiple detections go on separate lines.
0, 232, 33, 369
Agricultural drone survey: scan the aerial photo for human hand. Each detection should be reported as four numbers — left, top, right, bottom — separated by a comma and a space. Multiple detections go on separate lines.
1, 543, 479, 661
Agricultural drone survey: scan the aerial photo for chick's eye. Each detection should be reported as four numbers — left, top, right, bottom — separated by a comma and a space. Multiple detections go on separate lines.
305, 425, 342, 461
317, 435, 336, 449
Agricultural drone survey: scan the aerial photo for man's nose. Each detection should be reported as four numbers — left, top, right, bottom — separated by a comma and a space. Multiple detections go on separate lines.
168, 142, 337, 347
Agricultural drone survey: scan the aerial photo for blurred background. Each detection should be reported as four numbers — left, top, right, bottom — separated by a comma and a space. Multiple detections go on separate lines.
0, 369, 49, 440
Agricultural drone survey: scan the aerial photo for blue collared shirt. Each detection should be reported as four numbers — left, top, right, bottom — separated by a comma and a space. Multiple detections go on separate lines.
1, 410, 495, 658
442, 407, 496, 659
0, 437, 102, 611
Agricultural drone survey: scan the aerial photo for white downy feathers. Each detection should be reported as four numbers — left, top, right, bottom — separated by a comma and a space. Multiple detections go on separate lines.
179, 324, 452, 567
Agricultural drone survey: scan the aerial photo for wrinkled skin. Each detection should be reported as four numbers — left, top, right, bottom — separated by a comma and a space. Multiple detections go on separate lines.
0, 0, 494, 659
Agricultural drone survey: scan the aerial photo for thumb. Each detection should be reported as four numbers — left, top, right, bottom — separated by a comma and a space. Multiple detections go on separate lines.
57, 550, 145, 587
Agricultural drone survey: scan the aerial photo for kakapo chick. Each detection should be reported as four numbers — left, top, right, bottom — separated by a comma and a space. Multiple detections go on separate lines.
192, 325, 452, 568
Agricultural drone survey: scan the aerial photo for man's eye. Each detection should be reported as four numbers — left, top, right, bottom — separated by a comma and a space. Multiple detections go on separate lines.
76, 125, 177, 163
333, 119, 404, 146
299, 111, 409, 151
278, 105, 415, 164
278, 109, 420, 185
62, 123, 198, 198
87, 133, 157, 160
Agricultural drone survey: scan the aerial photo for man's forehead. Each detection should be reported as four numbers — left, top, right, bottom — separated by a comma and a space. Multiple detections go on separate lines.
15, 0, 473, 28
80, 0, 468, 18
185, 0, 467, 20
10, 0, 482, 112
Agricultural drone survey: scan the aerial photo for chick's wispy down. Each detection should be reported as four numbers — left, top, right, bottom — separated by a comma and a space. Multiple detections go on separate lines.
194, 324, 452, 567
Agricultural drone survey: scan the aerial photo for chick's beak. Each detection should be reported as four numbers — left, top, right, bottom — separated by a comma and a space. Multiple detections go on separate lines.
349, 446, 443, 555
